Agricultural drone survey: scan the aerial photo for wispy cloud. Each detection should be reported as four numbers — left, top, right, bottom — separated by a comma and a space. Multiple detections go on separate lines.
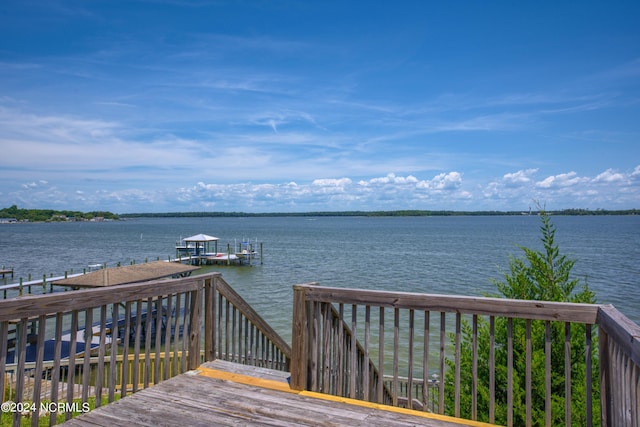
1, 1, 638, 212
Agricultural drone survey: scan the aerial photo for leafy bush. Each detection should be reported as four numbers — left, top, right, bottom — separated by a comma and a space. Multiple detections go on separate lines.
444, 210, 599, 426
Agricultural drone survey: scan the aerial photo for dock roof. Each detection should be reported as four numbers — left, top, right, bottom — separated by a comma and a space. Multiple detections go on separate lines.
52, 261, 199, 288
183, 233, 219, 241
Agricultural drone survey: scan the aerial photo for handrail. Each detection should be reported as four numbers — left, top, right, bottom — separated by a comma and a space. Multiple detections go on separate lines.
0, 272, 291, 426
597, 304, 640, 426
295, 285, 600, 323
310, 295, 394, 404
211, 276, 291, 366
291, 283, 640, 427
1, 274, 210, 426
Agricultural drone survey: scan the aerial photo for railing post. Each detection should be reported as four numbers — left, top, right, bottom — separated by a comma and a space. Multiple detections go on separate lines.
599, 321, 613, 427
290, 285, 309, 390
204, 276, 216, 362
188, 280, 203, 370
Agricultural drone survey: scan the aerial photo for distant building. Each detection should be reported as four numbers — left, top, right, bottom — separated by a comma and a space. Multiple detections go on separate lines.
0, 218, 17, 223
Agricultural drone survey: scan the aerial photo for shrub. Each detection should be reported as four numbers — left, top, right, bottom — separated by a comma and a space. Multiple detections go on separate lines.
444, 210, 599, 426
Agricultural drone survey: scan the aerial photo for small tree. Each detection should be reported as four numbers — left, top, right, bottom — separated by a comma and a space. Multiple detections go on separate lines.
445, 210, 599, 426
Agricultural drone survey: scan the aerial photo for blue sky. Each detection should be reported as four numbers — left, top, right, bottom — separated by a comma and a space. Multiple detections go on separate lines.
1, 1, 639, 213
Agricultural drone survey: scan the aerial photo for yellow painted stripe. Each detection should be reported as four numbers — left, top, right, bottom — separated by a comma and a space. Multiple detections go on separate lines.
196, 367, 497, 427
196, 367, 296, 394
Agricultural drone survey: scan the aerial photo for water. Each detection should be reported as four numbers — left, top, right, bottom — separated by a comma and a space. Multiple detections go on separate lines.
1, 215, 638, 339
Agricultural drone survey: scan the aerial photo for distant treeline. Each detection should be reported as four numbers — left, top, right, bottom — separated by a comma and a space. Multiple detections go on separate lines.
120, 208, 638, 218
0, 205, 120, 222
3, 205, 637, 221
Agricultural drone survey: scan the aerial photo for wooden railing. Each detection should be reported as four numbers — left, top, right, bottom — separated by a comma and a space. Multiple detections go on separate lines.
3, 275, 637, 426
597, 304, 640, 426
0, 273, 291, 426
290, 283, 640, 427
211, 276, 291, 371
299, 293, 394, 404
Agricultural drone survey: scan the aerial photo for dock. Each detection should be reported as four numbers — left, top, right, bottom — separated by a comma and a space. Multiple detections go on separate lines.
61, 360, 489, 427
175, 233, 262, 266
0, 267, 13, 278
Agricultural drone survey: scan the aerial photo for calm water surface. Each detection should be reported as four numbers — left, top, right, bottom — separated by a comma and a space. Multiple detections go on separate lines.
1, 215, 638, 338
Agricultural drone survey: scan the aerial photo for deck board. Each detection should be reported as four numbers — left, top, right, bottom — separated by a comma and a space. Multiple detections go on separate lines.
62, 362, 494, 427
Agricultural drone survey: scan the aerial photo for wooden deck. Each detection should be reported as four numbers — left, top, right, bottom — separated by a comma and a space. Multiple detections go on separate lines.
61, 360, 494, 427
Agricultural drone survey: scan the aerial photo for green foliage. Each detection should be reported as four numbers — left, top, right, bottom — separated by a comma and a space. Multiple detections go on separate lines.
0, 395, 114, 426
444, 210, 599, 426
3, 381, 14, 402
0, 205, 119, 222
118, 208, 639, 218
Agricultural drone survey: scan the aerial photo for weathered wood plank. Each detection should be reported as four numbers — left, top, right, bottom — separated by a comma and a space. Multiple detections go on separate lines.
392, 307, 399, 406
120, 302, 131, 399
163, 296, 172, 381
188, 288, 201, 370
489, 316, 495, 424
62, 365, 496, 427
295, 285, 600, 323
545, 321, 552, 427
0, 276, 208, 322
32, 315, 46, 425
525, 319, 532, 427
565, 322, 572, 426
597, 304, 640, 366
454, 312, 461, 418
0, 322, 6, 426
350, 304, 357, 399
201, 360, 290, 383
143, 298, 153, 388
290, 285, 308, 390
65, 311, 78, 421
109, 303, 119, 402
423, 310, 431, 412
82, 309, 92, 404
217, 276, 291, 358
507, 318, 513, 427
50, 312, 63, 425
472, 314, 478, 421
95, 305, 107, 406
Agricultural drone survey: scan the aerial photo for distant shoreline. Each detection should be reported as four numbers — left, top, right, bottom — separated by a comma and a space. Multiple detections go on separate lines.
3, 206, 638, 222
119, 209, 639, 218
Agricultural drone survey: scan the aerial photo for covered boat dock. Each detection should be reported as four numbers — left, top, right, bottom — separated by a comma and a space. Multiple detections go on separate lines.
176, 233, 262, 266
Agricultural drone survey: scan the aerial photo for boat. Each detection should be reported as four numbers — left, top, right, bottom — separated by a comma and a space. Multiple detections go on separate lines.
5, 305, 182, 365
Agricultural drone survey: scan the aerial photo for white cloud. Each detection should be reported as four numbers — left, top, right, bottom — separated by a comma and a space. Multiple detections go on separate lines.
593, 169, 625, 183
4, 166, 639, 212
536, 172, 588, 189
503, 168, 538, 186
429, 172, 462, 190
362, 173, 418, 185
312, 178, 353, 187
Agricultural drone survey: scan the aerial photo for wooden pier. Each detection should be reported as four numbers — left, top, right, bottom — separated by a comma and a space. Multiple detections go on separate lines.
0, 267, 13, 278
62, 360, 490, 427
